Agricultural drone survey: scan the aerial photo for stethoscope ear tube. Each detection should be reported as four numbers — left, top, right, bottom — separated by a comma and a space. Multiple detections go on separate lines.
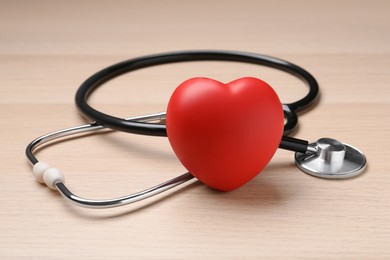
25, 112, 366, 209
26, 113, 195, 209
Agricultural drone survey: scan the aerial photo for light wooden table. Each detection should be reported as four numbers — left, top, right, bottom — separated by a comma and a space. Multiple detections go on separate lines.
1, 0, 389, 258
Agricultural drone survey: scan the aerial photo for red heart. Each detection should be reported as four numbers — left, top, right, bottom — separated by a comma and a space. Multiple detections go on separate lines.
166, 77, 284, 191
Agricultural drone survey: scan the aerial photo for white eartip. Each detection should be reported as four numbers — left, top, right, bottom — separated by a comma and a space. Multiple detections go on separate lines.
32, 162, 50, 183
43, 167, 65, 190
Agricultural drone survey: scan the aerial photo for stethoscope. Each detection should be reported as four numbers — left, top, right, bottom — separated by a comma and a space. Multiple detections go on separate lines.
26, 50, 367, 209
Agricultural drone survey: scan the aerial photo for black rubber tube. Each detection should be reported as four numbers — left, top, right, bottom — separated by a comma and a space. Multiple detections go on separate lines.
75, 50, 319, 151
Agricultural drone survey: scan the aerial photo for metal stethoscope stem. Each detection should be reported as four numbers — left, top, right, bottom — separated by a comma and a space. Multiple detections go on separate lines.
25, 112, 312, 209
26, 112, 366, 209
27, 113, 194, 209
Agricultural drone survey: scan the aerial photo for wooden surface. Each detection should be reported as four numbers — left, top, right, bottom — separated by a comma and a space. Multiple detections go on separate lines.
1, 0, 389, 258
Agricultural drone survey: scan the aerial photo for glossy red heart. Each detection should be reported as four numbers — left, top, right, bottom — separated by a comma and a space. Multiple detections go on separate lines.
166, 77, 284, 191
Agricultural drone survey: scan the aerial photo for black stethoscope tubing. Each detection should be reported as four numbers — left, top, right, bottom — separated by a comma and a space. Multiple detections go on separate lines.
75, 50, 319, 153
26, 50, 366, 209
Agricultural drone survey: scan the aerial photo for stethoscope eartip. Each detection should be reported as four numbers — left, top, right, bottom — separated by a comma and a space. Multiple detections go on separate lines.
295, 138, 366, 179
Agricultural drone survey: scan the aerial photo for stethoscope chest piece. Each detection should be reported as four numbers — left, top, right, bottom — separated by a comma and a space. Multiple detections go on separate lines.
295, 138, 367, 179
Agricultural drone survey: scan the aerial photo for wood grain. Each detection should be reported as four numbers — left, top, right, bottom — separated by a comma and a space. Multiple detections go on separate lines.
1, 0, 389, 258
